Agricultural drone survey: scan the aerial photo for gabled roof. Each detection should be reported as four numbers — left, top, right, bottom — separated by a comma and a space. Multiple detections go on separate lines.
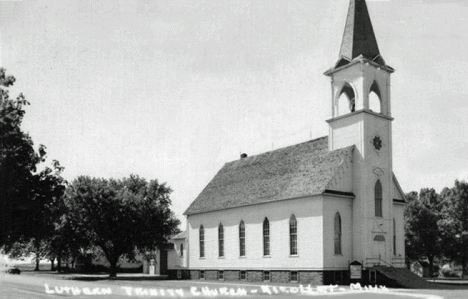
184, 136, 354, 215
171, 231, 187, 240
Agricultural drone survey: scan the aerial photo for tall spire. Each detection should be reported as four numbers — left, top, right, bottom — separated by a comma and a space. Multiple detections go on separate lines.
330, 0, 386, 71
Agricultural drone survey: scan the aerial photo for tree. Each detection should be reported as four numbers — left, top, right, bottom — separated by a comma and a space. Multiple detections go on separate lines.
0, 68, 43, 246
439, 180, 468, 277
1, 68, 67, 268
65, 175, 180, 277
404, 188, 442, 276
27, 159, 67, 270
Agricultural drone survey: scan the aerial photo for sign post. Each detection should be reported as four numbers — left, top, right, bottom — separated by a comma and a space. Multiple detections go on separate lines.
349, 260, 362, 283
149, 258, 155, 275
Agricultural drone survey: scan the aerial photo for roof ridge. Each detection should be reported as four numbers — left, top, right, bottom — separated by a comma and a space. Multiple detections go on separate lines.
226, 136, 328, 164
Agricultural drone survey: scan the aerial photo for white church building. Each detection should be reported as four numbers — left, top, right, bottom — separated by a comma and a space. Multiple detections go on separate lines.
183, 0, 406, 285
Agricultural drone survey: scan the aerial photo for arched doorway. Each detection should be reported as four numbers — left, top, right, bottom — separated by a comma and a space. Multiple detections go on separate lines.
373, 235, 386, 261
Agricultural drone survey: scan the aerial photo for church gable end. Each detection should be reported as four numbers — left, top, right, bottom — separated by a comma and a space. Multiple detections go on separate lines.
325, 149, 354, 193
392, 173, 406, 202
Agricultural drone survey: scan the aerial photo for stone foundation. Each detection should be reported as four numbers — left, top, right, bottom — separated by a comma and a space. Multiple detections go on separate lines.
186, 269, 351, 284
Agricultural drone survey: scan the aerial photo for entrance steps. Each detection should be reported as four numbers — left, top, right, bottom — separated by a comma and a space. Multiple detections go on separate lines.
373, 266, 433, 288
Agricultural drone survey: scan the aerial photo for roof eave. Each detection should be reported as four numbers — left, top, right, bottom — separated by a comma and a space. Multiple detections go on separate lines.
184, 193, 325, 216
324, 57, 394, 77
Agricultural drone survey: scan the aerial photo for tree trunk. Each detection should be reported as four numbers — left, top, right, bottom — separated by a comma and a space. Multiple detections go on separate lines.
462, 256, 467, 278
57, 254, 62, 272
428, 256, 434, 278
35, 255, 40, 271
50, 257, 55, 271
34, 240, 40, 271
109, 259, 118, 278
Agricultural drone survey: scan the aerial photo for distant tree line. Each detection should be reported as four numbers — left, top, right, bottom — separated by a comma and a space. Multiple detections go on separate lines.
0, 69, 180, 277
405, 181, 468, 278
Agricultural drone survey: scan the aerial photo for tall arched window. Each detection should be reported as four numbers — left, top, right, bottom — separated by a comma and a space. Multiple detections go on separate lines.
393, 219, 397, 255
180, 243, 184, 257
290, 214, 298, 255
263, 218, 270, 256
239, 220, 246, 257
334, 212, 342, 255
375, 180, 383, 217
218, 223, 224, 257
199, 225, 205, 258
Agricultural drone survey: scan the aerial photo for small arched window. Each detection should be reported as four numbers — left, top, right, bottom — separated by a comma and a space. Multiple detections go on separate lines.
239, 220, 246, 257
375, 180, 383, 217
334, 212, 342, 255
289, 214, 297, 255
337, 83, 356, 116
369, 81, 382, 113
218, 223, 224, 257
263, 218, 270, 256
199, 225, 205, 258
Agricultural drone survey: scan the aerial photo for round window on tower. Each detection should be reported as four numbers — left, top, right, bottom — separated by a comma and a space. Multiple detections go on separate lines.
372, 135, 383, 151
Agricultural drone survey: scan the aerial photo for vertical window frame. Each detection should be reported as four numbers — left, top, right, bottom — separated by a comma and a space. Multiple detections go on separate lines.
393, 219, 397, 255
375, 180, 383, 217
199, 225, 205, 258
218, 223, 224, 257
263, 217, 270, 256
334, 212, 342, 255
289, 214, 298, 255
263, 270, 270, 282
239, 220, 246, 257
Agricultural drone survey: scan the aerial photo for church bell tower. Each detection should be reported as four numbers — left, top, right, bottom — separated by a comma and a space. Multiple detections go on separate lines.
324, 0, 396, 264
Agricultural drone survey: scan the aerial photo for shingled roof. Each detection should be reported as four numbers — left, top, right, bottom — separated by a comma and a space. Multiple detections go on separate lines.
184, 136, 354, 216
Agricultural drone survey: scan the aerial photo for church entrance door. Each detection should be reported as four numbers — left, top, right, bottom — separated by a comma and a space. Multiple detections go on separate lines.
373, 235, 386, 262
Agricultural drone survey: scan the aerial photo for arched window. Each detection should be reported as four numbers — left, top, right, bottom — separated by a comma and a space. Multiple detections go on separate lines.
369, 81, 382, 113
393, 219, 396, 255
199, 225, 205, 258
180, 243, 184, 257
375, 180, 383, 217
239, 220, 246, 257
218, 223, 224, 257
289, 214, 298, 255
263, 218, 270, 256
337, 83, 356, 116
334, 212, 342, 255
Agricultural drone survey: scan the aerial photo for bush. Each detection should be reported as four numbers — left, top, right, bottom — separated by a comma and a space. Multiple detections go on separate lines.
440, 267, 460, 278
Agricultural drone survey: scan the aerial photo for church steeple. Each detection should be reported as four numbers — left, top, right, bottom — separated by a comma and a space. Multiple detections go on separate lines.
327, 0, 390, 72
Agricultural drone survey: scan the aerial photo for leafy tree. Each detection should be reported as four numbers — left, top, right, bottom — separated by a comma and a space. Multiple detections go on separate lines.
28, 159, 67, 270
0, 68, 43, 246
439, 180, 468, 277
1, 68, 67, 269
65, 175, 180, 277
404, 191, 418, 268
404, 188, 442, 276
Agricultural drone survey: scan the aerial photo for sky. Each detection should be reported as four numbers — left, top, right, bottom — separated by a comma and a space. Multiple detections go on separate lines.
1, 0, 468, 228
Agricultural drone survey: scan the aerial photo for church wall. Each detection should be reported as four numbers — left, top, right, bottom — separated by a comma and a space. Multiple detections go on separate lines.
322, 196, 353, 269
168, 239, 187, 270
187, 196, 324, 271
362, 113, 394, 264
392, 203, 405, 267
328, 113, 364, 153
